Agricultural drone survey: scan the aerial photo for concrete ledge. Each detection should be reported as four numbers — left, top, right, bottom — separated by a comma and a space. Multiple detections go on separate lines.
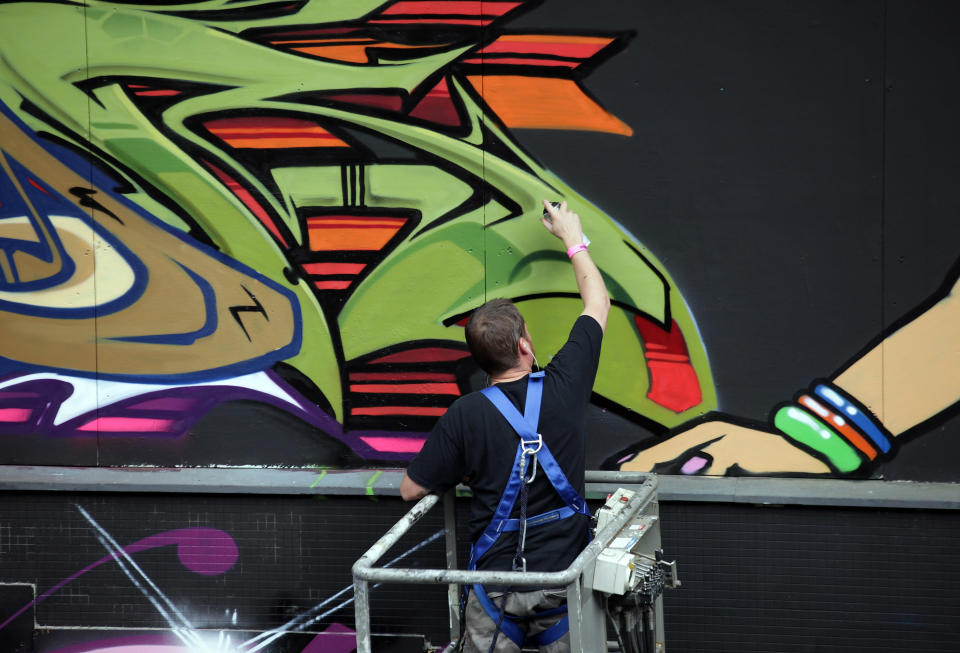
0, 466, 957, 509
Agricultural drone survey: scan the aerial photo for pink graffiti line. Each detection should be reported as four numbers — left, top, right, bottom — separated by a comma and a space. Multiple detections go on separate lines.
0, 527, 238, 632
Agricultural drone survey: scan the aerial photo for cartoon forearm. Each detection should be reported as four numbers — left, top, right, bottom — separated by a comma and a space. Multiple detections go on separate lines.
770, 270, 960, 473
833, 273, 960, 437
621, 264, 960, 476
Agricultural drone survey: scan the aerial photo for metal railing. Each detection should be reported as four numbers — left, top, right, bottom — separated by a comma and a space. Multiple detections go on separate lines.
352, 472, 658, 652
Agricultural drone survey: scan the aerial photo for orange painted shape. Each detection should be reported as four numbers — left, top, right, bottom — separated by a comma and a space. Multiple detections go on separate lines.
479, 35, 614, 58
466, 76, 633, 136
798, 394, 878, 460
291, 44, 372, 63
306, 216, 407, 251
464, 58, 579, 68
205, 117, 349, 149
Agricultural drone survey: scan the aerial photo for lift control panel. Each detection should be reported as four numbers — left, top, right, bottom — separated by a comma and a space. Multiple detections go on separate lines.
589, 488, 680, 597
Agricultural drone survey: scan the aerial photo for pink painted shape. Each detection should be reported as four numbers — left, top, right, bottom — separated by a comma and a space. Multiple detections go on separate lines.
74, 646, 182, 653
77, 417, 176, 433
359, 436, 426, 453
126, 396, 198, 411
681, 456, 708, 475
302, 623, 357, 653
0, 407, 32, 422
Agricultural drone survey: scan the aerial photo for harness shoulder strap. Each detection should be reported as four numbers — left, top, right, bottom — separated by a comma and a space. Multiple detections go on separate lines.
479, 371, 543, 439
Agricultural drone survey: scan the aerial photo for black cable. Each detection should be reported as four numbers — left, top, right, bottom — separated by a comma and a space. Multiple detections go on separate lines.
455, 586, 467, 652
606, 598, 629, 653
629, 608, 643, 653
487, 591, 509, 653
644, 606, 656, 653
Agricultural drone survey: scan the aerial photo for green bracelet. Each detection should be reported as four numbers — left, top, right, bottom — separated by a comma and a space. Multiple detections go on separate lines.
773, 405, 862, 473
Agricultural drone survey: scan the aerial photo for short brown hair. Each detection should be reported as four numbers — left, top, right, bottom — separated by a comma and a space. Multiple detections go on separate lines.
465, 299, 525, 376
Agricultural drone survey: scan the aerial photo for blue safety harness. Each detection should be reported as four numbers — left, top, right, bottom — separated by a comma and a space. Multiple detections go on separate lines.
466, 371, 590, 648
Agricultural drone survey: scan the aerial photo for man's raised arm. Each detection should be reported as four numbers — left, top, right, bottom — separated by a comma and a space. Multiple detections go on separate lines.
542, 200, 611, 332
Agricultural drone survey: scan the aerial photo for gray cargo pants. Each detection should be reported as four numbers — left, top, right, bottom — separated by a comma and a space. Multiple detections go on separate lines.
462, 588, 570, 653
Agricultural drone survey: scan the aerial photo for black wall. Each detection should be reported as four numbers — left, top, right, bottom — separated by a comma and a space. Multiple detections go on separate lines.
516, 0, 960, 480
0, 493, 957, 652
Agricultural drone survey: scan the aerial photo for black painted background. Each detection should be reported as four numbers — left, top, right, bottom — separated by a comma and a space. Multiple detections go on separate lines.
513, 0, 960, 480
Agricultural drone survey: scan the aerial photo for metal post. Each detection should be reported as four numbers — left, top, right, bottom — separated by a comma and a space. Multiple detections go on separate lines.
566, 577, 584, 650
354, 578, 371, 653
443, 489, 460, 643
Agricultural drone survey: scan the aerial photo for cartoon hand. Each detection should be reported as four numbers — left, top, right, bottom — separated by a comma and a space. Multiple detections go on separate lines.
618, 418, 831, 475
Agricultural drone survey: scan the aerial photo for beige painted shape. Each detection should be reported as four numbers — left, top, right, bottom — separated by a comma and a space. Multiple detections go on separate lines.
0, 108, 298, 377
620, 421, 831, 475
836, 275, 960, 436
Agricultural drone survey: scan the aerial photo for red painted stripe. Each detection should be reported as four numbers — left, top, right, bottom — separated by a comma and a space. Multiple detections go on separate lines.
381, 1, 520, 16
210, 130, 345, 141
352, 406, 448, 416
463, 57, 579, 68
302, 262, 366, 274
313, 279, 352, 290
202, 161, 287, 246
306, 216, 406, 226
205, 116, 324, 130
133, 89, 183, 97
350, 383, 460, 395
478, 40, 608, 59
369, 18, 492, 25
27, 178, 51, 195
307, 222, 404, 230
370, 348, 470, 364
324, 93, 404, 112
644, 352, 691, 363
349, 372, 456, 382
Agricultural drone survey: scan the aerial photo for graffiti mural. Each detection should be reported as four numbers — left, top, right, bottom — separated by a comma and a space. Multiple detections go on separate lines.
2, 0, 959, 478
0, 0, 714, 466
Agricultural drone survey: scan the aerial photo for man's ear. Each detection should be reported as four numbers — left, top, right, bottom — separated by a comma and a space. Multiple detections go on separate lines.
519, 338, 530, 355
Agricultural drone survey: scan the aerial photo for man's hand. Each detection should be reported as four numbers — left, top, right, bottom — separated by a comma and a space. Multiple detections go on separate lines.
400, 472, 430, 501
542, 199, 610, 331
541, 199, 584, 249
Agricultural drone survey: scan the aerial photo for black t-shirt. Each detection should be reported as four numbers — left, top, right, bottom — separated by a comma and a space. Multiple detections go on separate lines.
406, 315, 603, 573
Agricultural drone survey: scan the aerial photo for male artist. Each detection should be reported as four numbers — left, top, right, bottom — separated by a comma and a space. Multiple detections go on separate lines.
401, 200, 610, 652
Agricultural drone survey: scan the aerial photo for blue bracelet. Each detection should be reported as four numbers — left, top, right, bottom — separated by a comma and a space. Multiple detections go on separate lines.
813, 384, 892, 454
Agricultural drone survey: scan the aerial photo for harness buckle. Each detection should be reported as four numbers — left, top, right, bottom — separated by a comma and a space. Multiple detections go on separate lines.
513, 555, 527, 573
521, 433, 543, 455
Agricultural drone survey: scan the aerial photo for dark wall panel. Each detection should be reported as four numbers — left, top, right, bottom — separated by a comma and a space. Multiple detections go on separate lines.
2, 493, 959, 652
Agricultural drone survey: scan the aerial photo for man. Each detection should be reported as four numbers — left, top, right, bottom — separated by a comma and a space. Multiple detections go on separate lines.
401, 200, 610, 652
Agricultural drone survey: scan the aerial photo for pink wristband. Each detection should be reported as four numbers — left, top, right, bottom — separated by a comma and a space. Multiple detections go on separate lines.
566, 243, 588, 259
